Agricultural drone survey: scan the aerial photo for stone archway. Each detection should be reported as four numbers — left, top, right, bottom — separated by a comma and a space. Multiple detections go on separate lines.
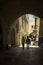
0, 0, 43, 48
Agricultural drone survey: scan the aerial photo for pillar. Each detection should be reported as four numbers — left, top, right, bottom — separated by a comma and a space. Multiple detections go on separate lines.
35, 17, 40, 42
17, 16, 22, 45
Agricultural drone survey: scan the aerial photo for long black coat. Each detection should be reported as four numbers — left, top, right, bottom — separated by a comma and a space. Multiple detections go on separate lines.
26, 37, 30, 44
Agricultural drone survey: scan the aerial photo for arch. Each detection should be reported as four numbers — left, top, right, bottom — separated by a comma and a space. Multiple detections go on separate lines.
8, 22, 16, 47
0, 0, 43, 48
0, 0, 43, 25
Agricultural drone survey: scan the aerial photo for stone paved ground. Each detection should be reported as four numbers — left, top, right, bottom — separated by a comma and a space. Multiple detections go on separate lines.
0, 47, 43, 65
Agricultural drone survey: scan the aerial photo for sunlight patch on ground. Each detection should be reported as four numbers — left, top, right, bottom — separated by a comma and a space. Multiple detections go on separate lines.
19, 44, 39, 48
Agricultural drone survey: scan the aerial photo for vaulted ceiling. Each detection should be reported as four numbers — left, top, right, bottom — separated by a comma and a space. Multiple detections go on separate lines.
0, 0, 43, 24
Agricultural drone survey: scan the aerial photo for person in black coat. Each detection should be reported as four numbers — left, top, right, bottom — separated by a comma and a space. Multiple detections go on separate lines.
22, 36, 25, 49
26, 36, 30, 49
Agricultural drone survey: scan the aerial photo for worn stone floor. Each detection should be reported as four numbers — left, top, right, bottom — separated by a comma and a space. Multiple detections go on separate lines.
0, 46, 43, 65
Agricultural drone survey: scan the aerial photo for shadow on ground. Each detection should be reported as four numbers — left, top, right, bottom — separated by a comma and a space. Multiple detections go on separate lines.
0, 47, 43, 65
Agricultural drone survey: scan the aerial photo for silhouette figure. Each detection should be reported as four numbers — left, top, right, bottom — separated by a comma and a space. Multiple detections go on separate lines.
26, 36, 30, 49
22, 36, 25, 49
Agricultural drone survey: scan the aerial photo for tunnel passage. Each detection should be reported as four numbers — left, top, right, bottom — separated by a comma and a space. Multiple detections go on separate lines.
0, 0, 43, 48
0, 1, 43, 65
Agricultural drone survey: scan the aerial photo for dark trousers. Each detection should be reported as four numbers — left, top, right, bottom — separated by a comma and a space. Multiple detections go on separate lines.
22, 43, 24, 49
27, 44, 29, 49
